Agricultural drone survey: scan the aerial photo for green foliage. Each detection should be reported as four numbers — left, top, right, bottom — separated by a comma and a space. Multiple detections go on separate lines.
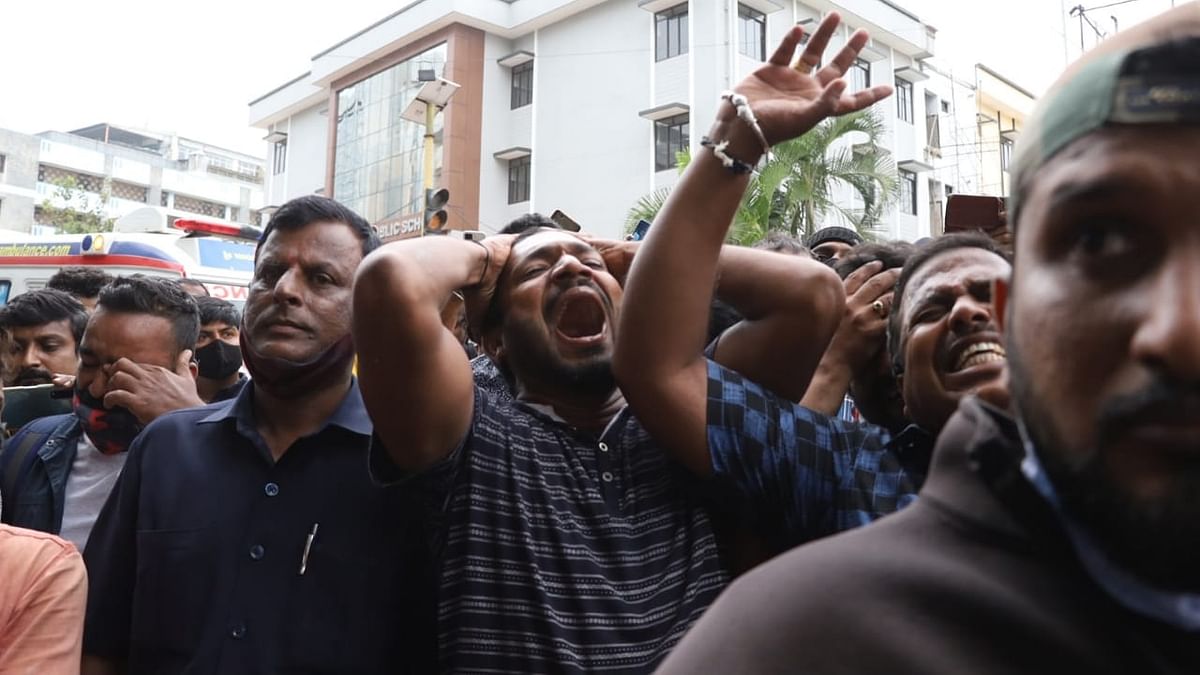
624, 109, 898, 246
39, 176, 115, 235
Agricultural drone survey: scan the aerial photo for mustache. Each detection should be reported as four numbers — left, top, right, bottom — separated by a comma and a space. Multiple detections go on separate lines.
13, 367, 54, 384
1096, 375, 1200, 439
545, 277, 610, 312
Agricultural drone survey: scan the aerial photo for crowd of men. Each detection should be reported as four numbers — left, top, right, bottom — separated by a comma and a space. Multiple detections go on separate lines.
0, 5, 1196, 673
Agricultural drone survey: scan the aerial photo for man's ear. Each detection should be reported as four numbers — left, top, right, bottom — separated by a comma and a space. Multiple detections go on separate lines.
177, 349, 198, 380
993, 275, 1011, 335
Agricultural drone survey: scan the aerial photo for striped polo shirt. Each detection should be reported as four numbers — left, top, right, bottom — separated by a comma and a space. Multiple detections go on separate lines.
380, 388, 730, 673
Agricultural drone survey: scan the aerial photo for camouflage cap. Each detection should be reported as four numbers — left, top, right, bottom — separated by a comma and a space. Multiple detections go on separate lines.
1010, 3, 1200, 224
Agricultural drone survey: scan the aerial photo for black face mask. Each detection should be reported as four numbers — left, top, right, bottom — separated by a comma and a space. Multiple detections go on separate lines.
73, 388, 143, 455
195, 340, 243, 380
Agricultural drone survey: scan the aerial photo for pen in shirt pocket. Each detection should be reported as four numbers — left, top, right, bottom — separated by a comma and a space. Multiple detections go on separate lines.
299, 523, 319, 575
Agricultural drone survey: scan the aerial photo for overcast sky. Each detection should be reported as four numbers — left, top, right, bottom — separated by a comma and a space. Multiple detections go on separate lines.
0, 0, 1180, 158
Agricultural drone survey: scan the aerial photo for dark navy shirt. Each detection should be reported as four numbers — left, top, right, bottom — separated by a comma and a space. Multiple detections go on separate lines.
706, 360, 933, 550
84, 380, 434, 674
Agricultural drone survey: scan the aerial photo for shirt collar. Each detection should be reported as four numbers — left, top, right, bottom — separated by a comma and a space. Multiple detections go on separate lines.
199, 378, 373, 438
517, 401, 630, 440
1020, 437, 1200, 630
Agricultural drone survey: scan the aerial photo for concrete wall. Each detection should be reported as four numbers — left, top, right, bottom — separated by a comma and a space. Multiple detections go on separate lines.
530, 0, 653, 238
0, 130, 40, 232
478, 32, 531, 232
286, 104, 331, 200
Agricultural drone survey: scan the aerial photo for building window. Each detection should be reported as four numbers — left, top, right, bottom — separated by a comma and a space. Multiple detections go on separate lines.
654, 114, 689, 172
273, 140, 287, 176
508, 156, 531, 204
1001, 137, 1014, 171
0, 154, 6, 173
737, 5, 765, 60
511, 61, 533, 109
899, 169, 917, 215
334, 42, 449, 223
896, 77, 914, 123
941, 100, 951, 113
849, 58, 870, 92
655, 5, 688, 62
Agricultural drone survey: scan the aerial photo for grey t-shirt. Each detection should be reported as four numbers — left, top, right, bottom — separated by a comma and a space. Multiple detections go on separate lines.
59, 436, 127, 551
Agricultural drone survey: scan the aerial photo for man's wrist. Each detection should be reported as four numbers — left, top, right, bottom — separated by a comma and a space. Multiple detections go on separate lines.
467, 240, 491, 288
706, 101, 766, 167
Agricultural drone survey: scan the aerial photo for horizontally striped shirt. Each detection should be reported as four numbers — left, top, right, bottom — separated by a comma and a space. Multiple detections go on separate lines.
379, 388, 730, 673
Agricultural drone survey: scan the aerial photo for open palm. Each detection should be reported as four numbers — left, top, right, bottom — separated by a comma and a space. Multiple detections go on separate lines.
736, 13, 894, 147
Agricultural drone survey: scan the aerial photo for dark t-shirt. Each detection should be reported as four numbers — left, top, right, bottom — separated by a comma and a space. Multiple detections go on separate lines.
372, 388, 729, 673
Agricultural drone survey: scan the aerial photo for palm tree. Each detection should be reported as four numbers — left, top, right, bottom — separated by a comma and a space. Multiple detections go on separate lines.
625, 108, 897, 246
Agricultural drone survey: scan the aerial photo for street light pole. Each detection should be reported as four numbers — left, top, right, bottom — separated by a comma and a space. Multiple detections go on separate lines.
423, 102, 437, 196
402, 77, 460, 235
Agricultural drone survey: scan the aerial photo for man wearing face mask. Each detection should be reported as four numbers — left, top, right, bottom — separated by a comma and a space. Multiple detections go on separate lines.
0, 276, 203, 551
82, 195, 433, 675
193, 297, 247, 403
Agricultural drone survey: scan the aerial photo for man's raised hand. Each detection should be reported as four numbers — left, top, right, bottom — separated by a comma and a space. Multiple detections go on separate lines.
101, 353, 203, 425
731, 13, 893, 148
463, 234, 515, 338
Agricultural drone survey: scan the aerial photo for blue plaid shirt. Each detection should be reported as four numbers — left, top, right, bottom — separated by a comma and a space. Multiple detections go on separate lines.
705, 360, 933, 550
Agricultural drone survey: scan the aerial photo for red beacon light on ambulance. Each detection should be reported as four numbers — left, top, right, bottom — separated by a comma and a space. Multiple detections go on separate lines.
172, 219, 263, 242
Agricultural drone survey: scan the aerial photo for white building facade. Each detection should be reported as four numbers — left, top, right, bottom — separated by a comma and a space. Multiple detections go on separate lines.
0, 123, 265, 234
250, 0, 953, 241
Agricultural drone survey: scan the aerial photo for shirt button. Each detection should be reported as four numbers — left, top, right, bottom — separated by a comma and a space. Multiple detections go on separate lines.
601, 471, 614, 483
598, 442, 609, 453
230, 624, 246, 639
249, 544, 265, 561
264, 482, 280, 497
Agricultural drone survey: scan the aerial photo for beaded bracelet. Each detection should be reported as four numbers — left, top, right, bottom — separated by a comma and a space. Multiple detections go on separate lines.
701, 137, 755, 175
720, 91, 773, 161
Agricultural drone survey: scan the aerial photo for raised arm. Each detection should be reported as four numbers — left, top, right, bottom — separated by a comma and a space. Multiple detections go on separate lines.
353, 236, 508, 471
614, 14, 891, 476
709, 245, 843, 403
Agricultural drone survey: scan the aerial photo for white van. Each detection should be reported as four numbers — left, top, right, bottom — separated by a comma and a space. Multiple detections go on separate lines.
0, 207, 258, 308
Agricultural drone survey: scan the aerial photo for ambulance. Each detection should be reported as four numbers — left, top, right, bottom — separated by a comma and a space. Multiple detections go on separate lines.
0, 206, 259, 307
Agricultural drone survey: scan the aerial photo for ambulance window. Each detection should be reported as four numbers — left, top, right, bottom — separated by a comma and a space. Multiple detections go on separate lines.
0, 281, 11, 306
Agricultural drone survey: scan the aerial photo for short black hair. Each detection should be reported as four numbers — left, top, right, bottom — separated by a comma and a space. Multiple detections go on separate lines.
46, 267, 113, 299
178, 278, 211, 296
887, 232, 1011, 375
259, 195, 381, 261
753, 232, 809, 256
834, 241, 917, 280
0, 289, 89, 345
196, 296, 240, 327
499, 213, 561, 236
97, 276, 201, 355
478, 226, 562, 337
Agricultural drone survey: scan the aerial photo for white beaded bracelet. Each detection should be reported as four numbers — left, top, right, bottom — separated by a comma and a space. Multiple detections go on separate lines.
721, 91, 773, 161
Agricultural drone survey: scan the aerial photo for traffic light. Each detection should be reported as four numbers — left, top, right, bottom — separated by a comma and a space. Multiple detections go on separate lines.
424, 188, 449, 234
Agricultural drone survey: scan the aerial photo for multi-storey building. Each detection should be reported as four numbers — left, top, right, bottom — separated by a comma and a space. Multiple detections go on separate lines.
0, 123, 265, 233
250, 0, 963, 241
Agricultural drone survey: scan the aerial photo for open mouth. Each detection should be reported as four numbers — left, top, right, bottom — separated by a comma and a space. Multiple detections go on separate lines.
552, 288, 608, 343
951, 341, 1006, 372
